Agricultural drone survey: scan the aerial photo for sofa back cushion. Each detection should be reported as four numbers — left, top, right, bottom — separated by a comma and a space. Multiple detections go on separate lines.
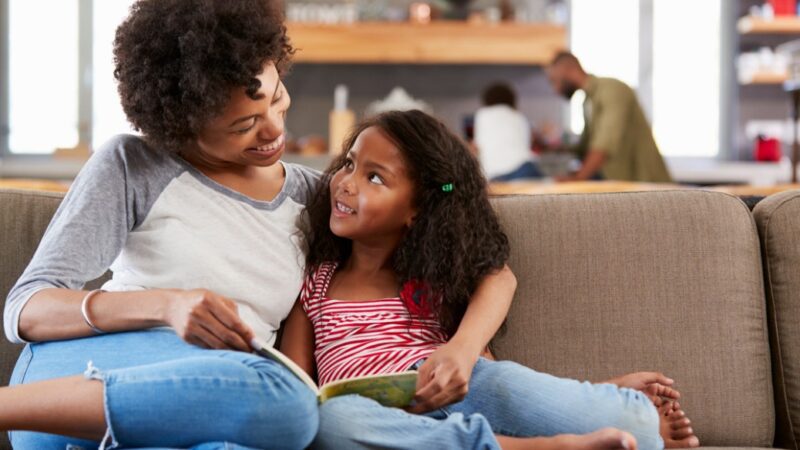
0, 188, 776, 447
490, 191, 773, 447
754, 190, 800, 450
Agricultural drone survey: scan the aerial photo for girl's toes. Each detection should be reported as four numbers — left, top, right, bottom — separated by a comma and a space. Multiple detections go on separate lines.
670, 418, 691, 430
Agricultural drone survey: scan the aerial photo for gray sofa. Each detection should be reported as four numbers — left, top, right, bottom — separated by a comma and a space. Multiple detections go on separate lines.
2, 187, 800, 449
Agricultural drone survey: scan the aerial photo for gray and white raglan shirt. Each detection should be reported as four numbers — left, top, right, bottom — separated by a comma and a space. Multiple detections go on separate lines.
4, 134, 321, 345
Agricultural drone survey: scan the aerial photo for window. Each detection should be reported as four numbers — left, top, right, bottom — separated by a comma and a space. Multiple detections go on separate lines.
92, 0, 137, 147
568, 0, 722, 157
569, 0, 639, 134
3, 0, 135, 156
8, 0, 79, 154
652, 0, 721, 157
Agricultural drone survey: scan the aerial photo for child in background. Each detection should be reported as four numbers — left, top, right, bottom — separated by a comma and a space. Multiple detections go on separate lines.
280, 110, 699, 450
474, 82, 543, 181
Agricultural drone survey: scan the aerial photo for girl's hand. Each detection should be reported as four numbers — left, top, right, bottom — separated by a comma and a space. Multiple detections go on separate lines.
163, 289, 255, 352
606, 371, 681, 401
408, 341, 479, 414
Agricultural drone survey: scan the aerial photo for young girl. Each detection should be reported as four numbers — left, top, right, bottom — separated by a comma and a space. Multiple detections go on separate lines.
280, 110, 700, 450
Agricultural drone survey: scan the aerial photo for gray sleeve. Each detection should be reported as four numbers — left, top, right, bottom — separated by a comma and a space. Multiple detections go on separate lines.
3, 135, 178, 343
285, 163, 323, 206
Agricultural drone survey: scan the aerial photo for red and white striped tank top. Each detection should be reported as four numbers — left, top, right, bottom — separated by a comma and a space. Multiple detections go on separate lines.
300, 262, 449, 386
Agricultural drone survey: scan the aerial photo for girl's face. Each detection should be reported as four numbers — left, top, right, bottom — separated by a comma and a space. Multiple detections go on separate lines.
189, 61, 290, 169
329, 127, 417, 245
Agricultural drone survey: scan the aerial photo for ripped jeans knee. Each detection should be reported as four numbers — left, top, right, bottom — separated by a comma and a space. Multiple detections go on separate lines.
82, 361, 116, 450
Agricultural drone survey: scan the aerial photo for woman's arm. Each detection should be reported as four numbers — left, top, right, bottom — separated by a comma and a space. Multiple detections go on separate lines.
279, 300, 316, 377
8, 139, 253, 349
19, 289, 166, 341
19, 288, 254, 351
409, 264, 516, 413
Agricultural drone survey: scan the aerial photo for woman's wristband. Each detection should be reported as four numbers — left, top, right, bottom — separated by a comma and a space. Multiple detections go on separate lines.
80, 289, 106, 334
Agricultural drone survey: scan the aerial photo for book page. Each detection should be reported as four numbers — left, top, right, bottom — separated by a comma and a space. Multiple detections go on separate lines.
250, 337, 320, 395
319, 371, 418, 407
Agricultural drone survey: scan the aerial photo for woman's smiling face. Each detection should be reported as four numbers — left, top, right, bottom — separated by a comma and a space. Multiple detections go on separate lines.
329, 126, 417, 245
189, 61, 291, 169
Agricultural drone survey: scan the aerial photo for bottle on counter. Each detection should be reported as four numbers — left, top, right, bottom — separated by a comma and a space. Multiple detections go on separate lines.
329, 84, 356, 155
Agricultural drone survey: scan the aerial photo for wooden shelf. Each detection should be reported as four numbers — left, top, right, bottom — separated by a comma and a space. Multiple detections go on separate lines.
286, 22, 566, 65
738, 16, 800, 34
740, 72, 788, 85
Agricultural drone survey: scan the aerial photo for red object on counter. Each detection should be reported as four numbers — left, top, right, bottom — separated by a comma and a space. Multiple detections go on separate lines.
769, 0, 797, 15
754, 136, 782, 162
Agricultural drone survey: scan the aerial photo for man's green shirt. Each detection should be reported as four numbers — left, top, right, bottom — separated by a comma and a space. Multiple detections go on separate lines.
573, 75, 672, 182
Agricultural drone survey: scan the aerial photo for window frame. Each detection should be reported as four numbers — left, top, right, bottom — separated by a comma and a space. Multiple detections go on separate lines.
0, 0, 93, 161
0, 0, 9, 159
568, 0, 731, 160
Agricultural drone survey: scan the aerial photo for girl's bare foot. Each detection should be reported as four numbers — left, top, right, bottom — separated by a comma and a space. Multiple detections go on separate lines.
657, 400, 700, 448
496, 427, 637, 450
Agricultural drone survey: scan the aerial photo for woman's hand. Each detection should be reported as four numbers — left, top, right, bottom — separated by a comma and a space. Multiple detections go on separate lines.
407, 341, 479, 414
163, 289, 255, 352
606, 371, 681, 402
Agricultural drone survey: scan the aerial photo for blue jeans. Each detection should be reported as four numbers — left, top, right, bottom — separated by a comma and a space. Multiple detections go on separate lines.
9, 329, 319, 450
490, 161, 544, 181
312, 358, 662, 450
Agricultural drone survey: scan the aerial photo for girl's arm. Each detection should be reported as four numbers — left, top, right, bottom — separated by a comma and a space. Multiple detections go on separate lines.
279, 300, 316, 378
409, 264, 516, 413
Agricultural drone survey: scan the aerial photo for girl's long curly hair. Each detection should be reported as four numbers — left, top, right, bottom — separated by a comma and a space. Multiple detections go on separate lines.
305, 110, 510, 336
113, 0, 293, 153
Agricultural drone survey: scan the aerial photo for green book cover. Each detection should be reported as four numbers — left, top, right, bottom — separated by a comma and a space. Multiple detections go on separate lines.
251, 337, 418, 407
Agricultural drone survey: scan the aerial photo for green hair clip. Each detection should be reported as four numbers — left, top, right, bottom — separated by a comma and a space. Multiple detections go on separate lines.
441, 183, 454, 192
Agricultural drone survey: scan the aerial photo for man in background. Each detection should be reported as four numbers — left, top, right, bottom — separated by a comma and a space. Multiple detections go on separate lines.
547, 51, 671, 183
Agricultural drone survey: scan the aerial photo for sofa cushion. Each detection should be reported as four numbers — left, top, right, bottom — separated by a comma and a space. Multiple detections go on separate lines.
754, 190, 800, 450
490, 191, 773, 447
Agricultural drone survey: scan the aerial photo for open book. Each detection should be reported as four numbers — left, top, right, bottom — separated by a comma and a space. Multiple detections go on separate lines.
251, 337, 418, 407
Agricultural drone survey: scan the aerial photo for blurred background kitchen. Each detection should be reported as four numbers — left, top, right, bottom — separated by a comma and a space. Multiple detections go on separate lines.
2, 0, 800, 193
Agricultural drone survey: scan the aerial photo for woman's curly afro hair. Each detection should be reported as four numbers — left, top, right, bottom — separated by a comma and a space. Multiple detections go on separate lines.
113, 0, 293, 152
304, 110, 511, 336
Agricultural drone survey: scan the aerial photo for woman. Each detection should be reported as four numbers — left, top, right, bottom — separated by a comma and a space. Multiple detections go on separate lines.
2, 1, 318, 448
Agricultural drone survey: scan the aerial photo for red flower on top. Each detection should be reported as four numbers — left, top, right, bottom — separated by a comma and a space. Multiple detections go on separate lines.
400, 279, 438, 318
